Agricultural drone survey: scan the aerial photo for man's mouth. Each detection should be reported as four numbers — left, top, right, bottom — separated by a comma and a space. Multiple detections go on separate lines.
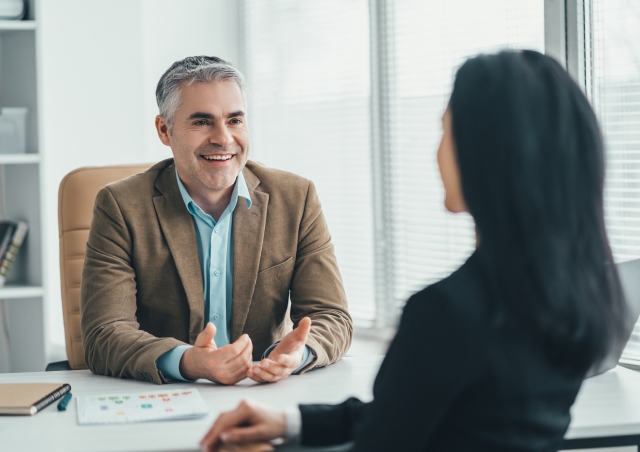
201, 154, 234, 161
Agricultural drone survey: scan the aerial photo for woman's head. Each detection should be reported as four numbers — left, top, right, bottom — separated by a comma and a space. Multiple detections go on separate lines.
443, 50, 626, 375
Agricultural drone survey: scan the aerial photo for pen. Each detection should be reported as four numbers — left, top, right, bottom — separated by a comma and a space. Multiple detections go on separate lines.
57, 392, 72, 411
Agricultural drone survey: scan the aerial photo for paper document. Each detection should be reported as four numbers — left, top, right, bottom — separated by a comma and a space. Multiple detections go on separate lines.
77, 388, 209, 425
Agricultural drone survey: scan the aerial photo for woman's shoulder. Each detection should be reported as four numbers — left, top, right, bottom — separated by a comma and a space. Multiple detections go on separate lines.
408, 252, 489, 320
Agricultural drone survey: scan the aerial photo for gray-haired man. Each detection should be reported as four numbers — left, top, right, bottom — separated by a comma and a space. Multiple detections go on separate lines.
80, 56, 352, 385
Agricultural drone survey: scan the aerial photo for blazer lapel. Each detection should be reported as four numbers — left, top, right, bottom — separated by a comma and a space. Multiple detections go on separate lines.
231, 167, 268, 341
153, 164, 204, 344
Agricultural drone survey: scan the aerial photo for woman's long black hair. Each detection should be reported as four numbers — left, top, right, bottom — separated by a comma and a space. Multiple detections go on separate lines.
449, 50, 627, 376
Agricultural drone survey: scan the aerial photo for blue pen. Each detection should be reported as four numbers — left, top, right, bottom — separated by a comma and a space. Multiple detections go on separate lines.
57, 392, 72, 411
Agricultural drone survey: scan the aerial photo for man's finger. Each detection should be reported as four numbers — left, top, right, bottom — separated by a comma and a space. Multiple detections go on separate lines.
250, 366, 279, 383
224, 344, 253, 379
258, 359, 292, 378
218, 334, 251, 359
195, 322, 218, 349
223, 336, 253, 364
275, 317, 311, 354
247, 368, 267, 383
270, 352, 301, 369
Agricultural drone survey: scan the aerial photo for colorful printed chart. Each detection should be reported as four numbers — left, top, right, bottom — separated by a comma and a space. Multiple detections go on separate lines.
77, 388, 209, 425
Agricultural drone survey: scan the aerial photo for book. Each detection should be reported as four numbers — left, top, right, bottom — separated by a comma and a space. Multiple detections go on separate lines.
0, 221, 27, 288
0, 221, 16, 267
0, 383, 71, 415
77, 388, 209, 425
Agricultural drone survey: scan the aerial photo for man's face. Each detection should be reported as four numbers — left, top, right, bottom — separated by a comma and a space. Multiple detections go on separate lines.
158, 80, 249, 194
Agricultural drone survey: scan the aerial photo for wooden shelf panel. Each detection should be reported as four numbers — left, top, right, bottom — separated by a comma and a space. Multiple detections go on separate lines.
0, 153, 40, 164
0, 20, 36, 33
0, 285, 44, 299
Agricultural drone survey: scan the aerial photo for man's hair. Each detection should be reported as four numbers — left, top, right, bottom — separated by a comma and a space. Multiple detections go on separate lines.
155, 56, 247, 128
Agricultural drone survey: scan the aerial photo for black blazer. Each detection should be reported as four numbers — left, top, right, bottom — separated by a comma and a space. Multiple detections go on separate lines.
299, 251, 583, 451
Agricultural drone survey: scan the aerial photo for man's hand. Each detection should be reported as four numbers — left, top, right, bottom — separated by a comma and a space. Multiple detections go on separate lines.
248, 317, 312, 383
179, 322, 253, 385
200, 399, 285, 451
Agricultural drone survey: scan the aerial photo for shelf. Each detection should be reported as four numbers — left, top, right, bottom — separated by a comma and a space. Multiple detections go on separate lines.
0, 153, 40, 164
0, 20, 36, 33
0, 285, 44, 299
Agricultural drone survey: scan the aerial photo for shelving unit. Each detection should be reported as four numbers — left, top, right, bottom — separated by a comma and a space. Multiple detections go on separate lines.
0, 1, 45, 372
0, 285, 44, 299
0, 153, 40, 165
0, 20, 36, 32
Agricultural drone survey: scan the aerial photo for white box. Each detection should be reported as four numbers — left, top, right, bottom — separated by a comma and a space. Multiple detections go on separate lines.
0, 108, 28, 154
0, 0, 26, 20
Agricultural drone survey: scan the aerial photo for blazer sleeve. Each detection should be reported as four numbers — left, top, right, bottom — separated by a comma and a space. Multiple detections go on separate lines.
299, 397, 368, 447
289, 180, 353, 372
80, 187, 184, 384
298, 287, 485, 449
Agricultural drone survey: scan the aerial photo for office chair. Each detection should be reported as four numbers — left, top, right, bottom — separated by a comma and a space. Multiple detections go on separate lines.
47, 164, 151, 371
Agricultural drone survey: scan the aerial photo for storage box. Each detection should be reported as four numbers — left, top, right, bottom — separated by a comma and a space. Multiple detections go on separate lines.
0, 108, 28, 154
0, 0, 26, 20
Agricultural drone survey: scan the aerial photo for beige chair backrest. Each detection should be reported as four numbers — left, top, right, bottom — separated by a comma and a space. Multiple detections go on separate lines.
58, 164, 151, 370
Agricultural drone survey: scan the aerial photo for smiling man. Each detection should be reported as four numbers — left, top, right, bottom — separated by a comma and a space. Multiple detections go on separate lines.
80, 56, 352, 385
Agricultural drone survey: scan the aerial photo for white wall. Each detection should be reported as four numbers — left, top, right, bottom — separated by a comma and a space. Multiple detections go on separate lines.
37, 0, 240, 361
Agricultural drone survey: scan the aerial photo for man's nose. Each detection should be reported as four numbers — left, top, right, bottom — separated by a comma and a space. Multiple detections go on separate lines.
209, 124, 234, 147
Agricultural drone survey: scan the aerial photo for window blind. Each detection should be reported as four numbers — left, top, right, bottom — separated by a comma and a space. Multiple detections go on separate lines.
242, 0, 545, 326
592, 0, 640, 262
243, 0, 376, 324
384, 0, 545, 307
591, 0, 640, 362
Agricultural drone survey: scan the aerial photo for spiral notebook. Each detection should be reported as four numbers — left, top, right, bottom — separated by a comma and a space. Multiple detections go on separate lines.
0, 383, 71, 415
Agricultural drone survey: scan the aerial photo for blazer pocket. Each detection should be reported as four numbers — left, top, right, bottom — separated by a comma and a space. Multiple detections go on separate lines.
258, 256, 293, 274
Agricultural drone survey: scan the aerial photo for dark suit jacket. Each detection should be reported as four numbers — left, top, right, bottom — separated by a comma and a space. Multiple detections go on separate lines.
81, 159, 352, 384
299, 250, 583, 451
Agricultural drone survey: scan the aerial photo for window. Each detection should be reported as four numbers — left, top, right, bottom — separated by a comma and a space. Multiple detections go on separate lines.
592, 0, 640, 261
243, 0, 376, 324
591, 0, 640, 363
384, 1, 545, 310
243, 1, 545, 326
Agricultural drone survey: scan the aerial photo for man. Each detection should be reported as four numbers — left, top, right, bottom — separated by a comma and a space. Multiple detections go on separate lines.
81, 56, 352, 385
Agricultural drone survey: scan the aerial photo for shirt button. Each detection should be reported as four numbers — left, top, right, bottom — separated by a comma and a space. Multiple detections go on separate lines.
214, 269, 221, 276
213, 314, 220, 321
214, 227, 219, 233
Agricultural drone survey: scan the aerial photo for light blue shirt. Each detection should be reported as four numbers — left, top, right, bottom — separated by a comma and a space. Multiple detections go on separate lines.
156, 168, 311, 381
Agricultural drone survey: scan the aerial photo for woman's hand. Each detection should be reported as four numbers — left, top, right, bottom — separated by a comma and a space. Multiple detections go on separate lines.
200, 399, 287, 451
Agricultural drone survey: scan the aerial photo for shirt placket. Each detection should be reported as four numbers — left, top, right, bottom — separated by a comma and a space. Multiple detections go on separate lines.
209, 217, 229, 346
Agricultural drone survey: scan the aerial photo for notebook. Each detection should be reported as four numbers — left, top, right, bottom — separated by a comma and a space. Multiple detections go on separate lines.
0, 383, 71, 415
77, 388, 209, 425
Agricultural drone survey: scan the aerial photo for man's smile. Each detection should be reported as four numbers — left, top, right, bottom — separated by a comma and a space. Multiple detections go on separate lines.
201, 154, 235, 164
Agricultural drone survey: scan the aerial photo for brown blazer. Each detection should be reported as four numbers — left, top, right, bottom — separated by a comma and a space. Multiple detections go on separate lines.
80, 159, 352, 384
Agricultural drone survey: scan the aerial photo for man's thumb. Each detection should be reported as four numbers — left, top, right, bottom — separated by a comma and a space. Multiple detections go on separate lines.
286, 317, 312, 348
195, 322, 217, 348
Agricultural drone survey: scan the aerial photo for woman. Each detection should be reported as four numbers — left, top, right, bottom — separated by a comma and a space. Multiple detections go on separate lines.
200, 50, 628, 452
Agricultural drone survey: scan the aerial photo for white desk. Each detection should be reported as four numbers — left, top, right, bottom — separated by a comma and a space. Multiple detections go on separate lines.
0, 356, 380, 452
2, 356, 640, 452
563, 365, 640, 449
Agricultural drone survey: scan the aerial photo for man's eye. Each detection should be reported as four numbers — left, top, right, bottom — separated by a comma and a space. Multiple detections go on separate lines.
194, 120, 208, 126
230, 118, 242, 125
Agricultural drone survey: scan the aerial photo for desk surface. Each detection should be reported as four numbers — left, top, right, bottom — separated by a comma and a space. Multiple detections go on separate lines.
2, 356, 640, 452
567, 365, 640, 440
0, 356, 380, 452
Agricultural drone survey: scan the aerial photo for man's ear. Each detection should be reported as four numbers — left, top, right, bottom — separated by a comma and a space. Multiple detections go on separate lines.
155, 115, 172, 146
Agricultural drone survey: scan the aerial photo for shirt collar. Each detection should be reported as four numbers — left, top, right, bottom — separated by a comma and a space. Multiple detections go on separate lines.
175, 166, 252, 221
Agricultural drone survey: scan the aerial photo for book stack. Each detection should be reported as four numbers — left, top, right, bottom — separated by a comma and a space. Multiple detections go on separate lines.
0, 220, 28, 288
